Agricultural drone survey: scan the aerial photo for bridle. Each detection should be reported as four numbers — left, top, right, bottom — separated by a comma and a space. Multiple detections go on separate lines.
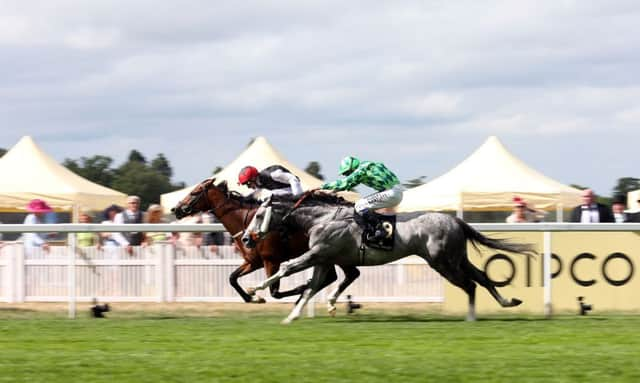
181, 180, 214, 215
183, 180, 251, 221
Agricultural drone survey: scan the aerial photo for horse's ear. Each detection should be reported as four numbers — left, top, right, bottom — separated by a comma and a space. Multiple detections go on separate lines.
219, 180, 228, 192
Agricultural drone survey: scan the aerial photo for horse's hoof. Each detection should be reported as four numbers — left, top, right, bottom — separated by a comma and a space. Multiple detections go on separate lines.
511, 298, 523, 307
250, 296, 266, 304
281, 318, 293, 325
246, 287, 256, 296
328, 306, 337, 317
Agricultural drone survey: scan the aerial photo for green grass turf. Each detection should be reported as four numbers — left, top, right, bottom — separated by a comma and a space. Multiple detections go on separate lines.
1, 307, 639, 383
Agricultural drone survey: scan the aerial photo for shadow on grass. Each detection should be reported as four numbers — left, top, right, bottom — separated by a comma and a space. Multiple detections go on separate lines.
326, 313, 613, 323
0, 307, 37, 313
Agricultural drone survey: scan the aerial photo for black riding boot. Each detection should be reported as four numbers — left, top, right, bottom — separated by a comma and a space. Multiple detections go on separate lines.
369, 223, 387, 242
359, 210, 385, 242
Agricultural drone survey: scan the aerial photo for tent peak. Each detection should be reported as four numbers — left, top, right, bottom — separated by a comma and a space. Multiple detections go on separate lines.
15, 135, 38, 147
15, 135, 38, 148
3, 136, 46, 161
483, 135, 506, 147
247, 136, 272, 148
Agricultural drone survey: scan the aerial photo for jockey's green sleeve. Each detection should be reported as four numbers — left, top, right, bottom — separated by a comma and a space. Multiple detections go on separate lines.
321, 161, 400, 192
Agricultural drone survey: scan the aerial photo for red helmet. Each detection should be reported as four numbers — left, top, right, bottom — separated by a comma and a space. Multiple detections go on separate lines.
238, 166, 259, 185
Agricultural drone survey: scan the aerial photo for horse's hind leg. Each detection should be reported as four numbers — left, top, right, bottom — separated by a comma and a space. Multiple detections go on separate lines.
437, 266, 477, 321
282, 264, 333, 325
327, 266, 360, 316
464, 260, 522, 307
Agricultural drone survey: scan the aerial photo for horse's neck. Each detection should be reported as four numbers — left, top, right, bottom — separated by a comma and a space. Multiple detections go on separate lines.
215, 207, 253, 236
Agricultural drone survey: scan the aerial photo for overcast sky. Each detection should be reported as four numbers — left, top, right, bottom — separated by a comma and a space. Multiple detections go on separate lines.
1, 0, 639, 196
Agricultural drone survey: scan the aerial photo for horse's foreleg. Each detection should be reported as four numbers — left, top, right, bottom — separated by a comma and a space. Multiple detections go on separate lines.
249, 247, 322, 295
282, 264, 333, 325
264, 260, 312, 299
327, 265, 360, 316
247, 267, 287, 295
229, 262, 265, 303
262, 261, 284, 299
287, 266, 338, 305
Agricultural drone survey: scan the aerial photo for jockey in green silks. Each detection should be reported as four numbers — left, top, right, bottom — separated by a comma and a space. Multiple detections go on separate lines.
321, 156, 404, 240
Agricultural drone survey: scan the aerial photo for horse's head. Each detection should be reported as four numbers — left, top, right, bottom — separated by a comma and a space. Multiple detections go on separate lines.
172, 178, 222, 219
241, 198, 283, 248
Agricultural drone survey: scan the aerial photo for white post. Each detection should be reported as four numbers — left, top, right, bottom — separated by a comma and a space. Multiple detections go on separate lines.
68, 204, 78, 319
16, 244, 25, 303
543, 231, 552, 318
6, 245, 16, 303
166, 243, 175, 302
456, 194, 464, 219
68, 232, 77, 318
156, 244, 165, 302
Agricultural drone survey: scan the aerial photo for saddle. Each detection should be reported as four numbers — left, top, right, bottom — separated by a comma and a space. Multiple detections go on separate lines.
355, 210, 396, 251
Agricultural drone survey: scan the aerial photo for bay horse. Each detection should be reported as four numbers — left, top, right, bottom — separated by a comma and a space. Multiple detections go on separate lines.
172, 179, 360, 305
243, 192, 537, 324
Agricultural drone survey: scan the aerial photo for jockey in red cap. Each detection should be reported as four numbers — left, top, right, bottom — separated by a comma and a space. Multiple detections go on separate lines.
238, 165, 303, 200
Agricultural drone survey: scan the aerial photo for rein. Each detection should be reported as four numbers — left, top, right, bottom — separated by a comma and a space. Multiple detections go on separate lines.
281, 190, 314, 222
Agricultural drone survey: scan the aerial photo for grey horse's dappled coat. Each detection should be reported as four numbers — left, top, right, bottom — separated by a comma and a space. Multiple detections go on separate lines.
244, 193, 536, 323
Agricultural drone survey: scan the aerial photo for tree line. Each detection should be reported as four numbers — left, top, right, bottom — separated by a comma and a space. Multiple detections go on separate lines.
62, 150, 185, 210
0, 146, 638, 209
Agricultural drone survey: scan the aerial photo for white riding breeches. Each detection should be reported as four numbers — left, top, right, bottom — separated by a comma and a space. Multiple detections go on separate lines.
261, 186, 300, 200
354, 185, 404, 213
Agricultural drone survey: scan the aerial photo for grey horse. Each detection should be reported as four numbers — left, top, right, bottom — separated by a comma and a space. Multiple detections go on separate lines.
242, 192, 536, 324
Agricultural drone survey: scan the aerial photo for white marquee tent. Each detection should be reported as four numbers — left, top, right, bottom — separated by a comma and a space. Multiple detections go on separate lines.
0, 136, 127, 213
397, 136, 582, 219
161, 136, 357, 213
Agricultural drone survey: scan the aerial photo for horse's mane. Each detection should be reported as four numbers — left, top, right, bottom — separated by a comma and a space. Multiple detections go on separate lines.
215, 180, 260, 206
272, 191, 354, 208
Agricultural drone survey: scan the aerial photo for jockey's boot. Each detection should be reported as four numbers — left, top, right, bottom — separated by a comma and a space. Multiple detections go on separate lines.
358, 209, 385, 242
357, 209, 376, 229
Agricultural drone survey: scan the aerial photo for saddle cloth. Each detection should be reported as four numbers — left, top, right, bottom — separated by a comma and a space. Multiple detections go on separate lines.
358, 211, 396, 251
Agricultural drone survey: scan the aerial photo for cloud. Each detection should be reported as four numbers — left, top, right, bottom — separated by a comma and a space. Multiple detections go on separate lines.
1, 0, 639, 193
615, 106, 640, 124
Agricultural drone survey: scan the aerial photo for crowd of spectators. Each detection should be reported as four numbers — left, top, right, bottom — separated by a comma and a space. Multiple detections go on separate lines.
506, 189, 639, 223
6, 195, 230, 256
5, 189, 640, 252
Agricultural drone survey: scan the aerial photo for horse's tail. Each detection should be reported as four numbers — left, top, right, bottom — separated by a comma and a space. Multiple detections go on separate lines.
456, 217, 537, 256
